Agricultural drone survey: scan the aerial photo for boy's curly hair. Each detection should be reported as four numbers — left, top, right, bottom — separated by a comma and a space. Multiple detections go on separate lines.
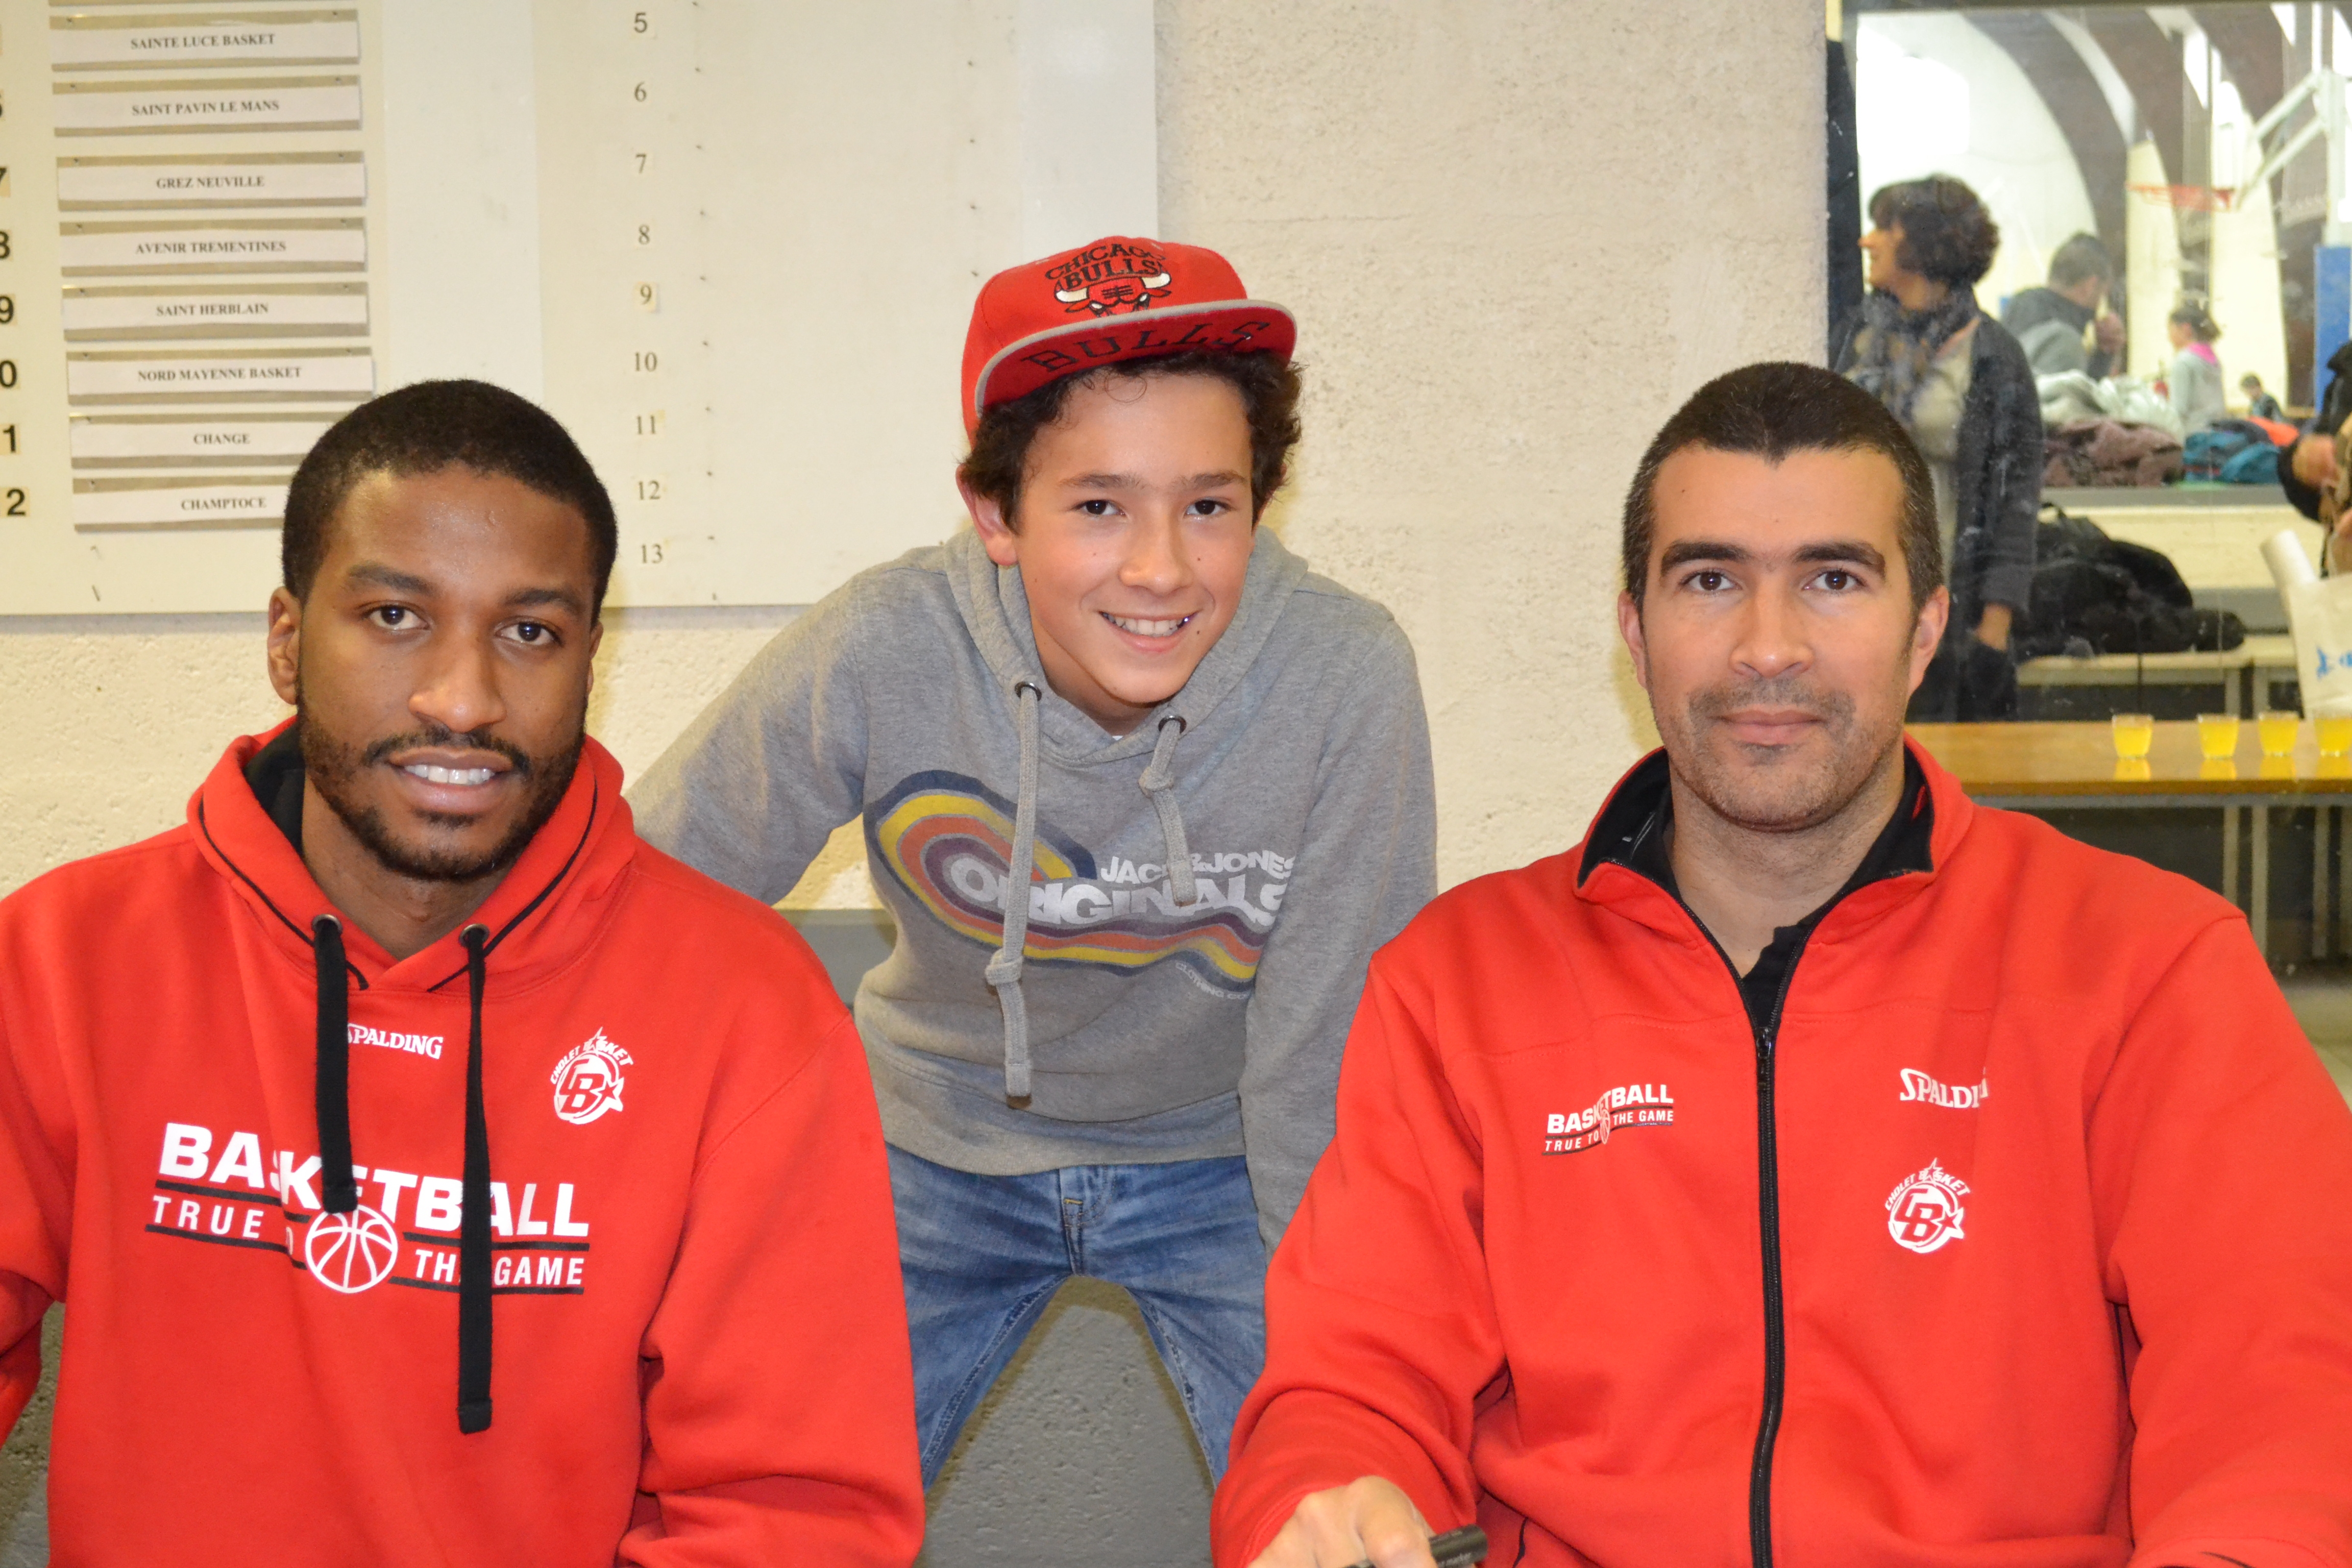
958, 351, 1302, 525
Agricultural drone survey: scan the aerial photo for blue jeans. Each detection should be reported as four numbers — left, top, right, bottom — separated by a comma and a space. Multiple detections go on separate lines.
887, 1146, 1268, 1487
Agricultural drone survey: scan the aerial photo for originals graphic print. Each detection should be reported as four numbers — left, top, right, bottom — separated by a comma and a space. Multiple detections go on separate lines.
871, 770, 1290, 996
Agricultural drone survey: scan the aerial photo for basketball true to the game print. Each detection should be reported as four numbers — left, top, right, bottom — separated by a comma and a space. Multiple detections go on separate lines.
146, 1119, 596, 1297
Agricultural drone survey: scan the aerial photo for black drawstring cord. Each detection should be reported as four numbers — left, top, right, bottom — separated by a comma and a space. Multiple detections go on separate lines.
457, 923, 494, 1434
311, 915, 358, 1214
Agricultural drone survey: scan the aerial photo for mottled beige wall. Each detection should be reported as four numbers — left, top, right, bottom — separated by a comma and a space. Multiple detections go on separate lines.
1160, 0, 1828, 885
0, 616, 286, 897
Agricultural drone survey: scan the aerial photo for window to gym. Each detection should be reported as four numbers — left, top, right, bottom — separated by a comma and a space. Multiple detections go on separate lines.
1836, 4, 2352, 1054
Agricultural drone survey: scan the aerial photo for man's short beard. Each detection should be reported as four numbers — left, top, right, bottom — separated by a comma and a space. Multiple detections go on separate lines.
1669, 673, 1900, 836
300, 712, 582, 884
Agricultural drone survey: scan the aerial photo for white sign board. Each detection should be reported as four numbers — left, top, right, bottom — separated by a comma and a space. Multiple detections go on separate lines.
0, 0, 1157, 614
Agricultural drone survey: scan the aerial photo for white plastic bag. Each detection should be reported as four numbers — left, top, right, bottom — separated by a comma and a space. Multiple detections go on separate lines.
2099, 376, 2187, 438
2265, 529, 2352, 716
2035, 372, 2188, 438
2037, 371, 2104, 427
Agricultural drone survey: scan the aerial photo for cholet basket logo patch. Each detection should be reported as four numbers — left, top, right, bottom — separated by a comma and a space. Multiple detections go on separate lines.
551, 1028, 633, 1125
1885, 1159, 1971, 1254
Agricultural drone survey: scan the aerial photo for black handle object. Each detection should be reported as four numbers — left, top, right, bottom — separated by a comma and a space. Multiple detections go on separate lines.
1430, 1526, 1489, 1568
1346, 1525, 1488, 1568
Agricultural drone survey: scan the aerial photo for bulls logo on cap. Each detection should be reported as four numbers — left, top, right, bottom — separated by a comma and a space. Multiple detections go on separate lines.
1048, 240, 1175, 316
961, 234, 1297, 434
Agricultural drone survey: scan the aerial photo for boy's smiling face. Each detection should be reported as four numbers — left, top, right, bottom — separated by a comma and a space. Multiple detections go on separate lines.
963, 370, 1257, 736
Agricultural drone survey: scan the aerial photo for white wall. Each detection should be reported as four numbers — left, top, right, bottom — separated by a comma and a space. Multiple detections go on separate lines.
2209, 74, 2292, 405
1161, 0, 1826, 886
0, 615, 284, 898
2127, 137, 2187, 380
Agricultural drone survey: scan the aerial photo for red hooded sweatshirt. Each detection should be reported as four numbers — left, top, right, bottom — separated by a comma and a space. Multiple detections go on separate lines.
0, 723, 924, 1565
1215, 743, 2352, 1568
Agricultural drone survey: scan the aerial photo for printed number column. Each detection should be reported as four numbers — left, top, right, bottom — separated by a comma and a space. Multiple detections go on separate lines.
0, 107, 21, 526
626, 4, 669, 581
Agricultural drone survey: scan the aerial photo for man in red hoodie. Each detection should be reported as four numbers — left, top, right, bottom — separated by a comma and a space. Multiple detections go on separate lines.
1215, 362, 2352, 1568
0, 380, 924, 1564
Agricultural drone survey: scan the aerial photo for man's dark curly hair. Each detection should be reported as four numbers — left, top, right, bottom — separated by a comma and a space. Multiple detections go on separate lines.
282, 379, 619, 613
1869, 175, 2001, 287
958, 350, 1302, 526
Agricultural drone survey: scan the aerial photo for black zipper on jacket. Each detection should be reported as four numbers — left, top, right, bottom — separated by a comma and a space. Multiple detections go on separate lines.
1744, 949, 1807, 1568
1579, 749, 1933, 1567
1656, 893, 1809, 1568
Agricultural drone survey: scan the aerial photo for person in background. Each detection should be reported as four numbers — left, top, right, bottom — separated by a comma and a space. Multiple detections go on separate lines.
632, 237, 1437, 1489
2282, 340, 2352, 566
2166, 301, 2226, 433
1833, 174, 2038, 721
2000, 231, 2124, 379
2241, 372, 2284, 422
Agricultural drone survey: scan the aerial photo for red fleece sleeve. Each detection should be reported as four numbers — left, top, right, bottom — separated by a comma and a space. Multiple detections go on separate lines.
0, 965, 70, 1441
1212, 963, 1500, 1567
621, 1012, 923, 1568
2090, 920, 2352, 1568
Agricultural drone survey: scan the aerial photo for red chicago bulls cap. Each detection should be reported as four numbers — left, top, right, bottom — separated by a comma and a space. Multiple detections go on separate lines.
961, 236, 1297, 435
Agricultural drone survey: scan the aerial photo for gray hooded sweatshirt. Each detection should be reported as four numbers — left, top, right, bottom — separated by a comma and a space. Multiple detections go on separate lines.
630, 525, 1435, 1245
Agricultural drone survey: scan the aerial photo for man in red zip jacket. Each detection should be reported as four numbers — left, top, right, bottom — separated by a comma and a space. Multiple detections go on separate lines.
0, 381, 924, 1564
1215, 362, 2352, 1568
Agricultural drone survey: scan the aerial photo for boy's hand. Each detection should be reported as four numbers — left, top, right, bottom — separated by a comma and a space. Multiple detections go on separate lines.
1247, 1477, 1435, 1568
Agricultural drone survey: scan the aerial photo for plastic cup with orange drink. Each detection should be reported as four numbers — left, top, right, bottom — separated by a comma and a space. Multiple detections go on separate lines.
2197, 714, 2241, 760
2111, 713, 2154, 760
2258, 710, 2301, 756
2318, 709, 2352, 756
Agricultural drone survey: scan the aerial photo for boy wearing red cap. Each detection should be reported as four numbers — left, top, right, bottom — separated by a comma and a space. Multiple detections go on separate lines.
634, 237, 1436, 1482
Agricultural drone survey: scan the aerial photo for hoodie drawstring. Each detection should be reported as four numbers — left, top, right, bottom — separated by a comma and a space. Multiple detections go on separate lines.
1139, 716, 1197, 905
310, 916, 496, 1433
311, 915, 359, 1215
985, 696, 1200, 1105
457, 923, 494, 1434
985, 682, 1043, 1104
267, 787, 605, 1439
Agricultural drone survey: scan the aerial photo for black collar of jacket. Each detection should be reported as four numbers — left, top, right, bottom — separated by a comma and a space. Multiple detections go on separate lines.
245, 722, 307, 851
1578, 746, 1933, 897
